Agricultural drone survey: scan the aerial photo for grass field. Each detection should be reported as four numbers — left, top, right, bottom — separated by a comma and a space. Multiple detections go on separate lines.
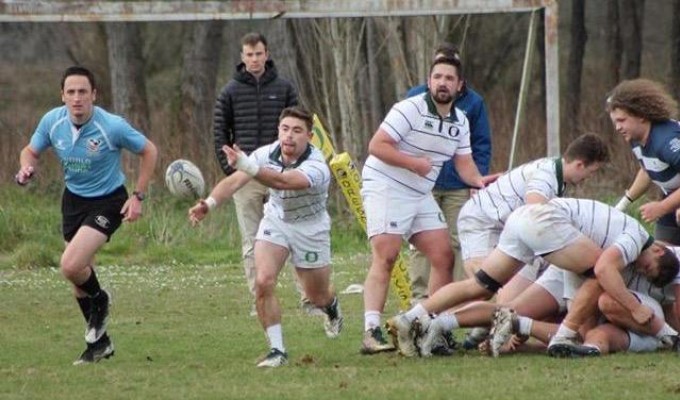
2, 185, 677, 399
3, 257, 680, 400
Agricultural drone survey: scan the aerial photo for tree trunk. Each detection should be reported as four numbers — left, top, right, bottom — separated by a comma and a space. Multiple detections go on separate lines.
672, 0, 680, 101
105, 22, 150, 135
366, 18, 384, 131
605, 0, 622, 89
566, 0, 586, 136
178, 20, 224, 163
619, 0, 644, 79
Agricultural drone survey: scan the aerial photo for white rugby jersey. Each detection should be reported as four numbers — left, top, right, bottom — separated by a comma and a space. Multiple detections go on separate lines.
620, 246, 680, 305
549, 198, 652, 266
472, 157, 564, 223
362, 93, 471, 195
250, 141, 330, 222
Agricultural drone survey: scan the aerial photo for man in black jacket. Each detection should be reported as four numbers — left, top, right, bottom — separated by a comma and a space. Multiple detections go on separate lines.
213, 32, 298, 315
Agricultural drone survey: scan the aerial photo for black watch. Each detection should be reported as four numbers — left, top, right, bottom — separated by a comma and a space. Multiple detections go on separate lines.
132, 191, 146, 201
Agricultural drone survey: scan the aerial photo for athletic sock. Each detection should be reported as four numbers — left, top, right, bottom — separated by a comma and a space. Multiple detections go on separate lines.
655, 323, 678, 338
324, 296, 339, 319
76, 268, 102, 298
437, 313, 459, 331
365, 311, 381, 331
76, 296, 92, 322
517, 316, 533, 336
266, 324, 285, 353
404, 303, 427, 323
554, 324, 577, 339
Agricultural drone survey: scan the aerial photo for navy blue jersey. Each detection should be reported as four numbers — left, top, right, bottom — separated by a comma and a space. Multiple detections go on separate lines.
631, 120, 680, 195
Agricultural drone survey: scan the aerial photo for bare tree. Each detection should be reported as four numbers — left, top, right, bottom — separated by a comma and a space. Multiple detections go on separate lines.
565, 0, 586, 136
178, 21, 224, 163
105, 22, 150, 135
619, 0, 645, 79
605, 0, 622, 89
672, 0, 680, 101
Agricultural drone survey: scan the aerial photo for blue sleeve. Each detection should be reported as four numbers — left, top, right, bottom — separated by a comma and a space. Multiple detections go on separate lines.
28, 110, 58, 153
113, 117, 147, 154
405, 84, 427, 99
468, 99, 492, 175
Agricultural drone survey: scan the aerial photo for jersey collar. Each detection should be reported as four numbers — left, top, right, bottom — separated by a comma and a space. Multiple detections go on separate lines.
424, 92, 458, 123
269, 143, 312, 169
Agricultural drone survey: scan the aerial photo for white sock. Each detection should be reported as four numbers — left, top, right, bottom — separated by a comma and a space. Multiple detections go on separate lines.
437, 313, 459, 331
655, 322, 678, 338
554, 324, 577, 339
266, 324, 285, 352
365, 311, 381, 331
517, 316, 533, 336
404, 303, 428, 323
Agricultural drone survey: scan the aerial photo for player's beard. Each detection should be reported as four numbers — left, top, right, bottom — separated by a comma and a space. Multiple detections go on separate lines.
432, 89, 454, 104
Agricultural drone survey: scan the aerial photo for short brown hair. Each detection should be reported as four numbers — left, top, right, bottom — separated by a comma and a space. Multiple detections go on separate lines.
279, 106, 313, 132
434, 43, 461, 62
605, 79, 678, 122
563, 133, 610, 165
241, 32, 267, 50
429, 56, 463, 79
650, 245, 680, 288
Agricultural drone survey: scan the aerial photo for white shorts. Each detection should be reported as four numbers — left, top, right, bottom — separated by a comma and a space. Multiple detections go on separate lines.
627, 291, 664, 353
497, 203, 582, 265
256, 212, 331, 268
361, 180, 446, 240
458, 200, 504, 260
533, 265, 568, 313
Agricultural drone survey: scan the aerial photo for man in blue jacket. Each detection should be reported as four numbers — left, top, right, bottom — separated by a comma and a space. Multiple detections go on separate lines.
407, 43, 492, 306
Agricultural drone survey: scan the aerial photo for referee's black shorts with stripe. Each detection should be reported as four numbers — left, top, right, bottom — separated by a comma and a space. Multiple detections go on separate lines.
61, 186, 127, 242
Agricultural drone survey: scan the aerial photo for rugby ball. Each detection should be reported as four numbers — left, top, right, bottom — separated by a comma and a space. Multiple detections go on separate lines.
165, 159, 206, 199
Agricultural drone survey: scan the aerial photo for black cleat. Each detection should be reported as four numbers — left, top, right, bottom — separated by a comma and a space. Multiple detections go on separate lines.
86, 290, 110, 344
73, 336, 115, 365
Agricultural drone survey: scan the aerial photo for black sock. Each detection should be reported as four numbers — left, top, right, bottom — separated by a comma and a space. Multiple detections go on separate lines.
76, 296, 92, 322
324, 296, 338, 319
76, 268, 101, 298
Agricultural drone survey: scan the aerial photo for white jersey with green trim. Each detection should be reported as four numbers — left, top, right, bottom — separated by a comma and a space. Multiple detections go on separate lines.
362, 93, 471, 196
548, 198, 651, 266
471, 157, 565, 223
250, 141, 331, 222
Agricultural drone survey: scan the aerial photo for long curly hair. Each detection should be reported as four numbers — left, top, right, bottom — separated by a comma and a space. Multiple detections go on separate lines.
605, 79, 678, 122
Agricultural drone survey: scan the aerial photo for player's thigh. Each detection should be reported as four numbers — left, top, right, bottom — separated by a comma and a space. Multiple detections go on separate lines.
409, 228, 452, 262
296, 266, 332, 299
477, 249, 525, 289
509, 276, 562, 320
254, 240, 288, 283
61, 226, 108, 269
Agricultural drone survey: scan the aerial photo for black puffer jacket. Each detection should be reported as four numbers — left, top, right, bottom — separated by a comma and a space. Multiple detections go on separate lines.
213, 60, 298, 176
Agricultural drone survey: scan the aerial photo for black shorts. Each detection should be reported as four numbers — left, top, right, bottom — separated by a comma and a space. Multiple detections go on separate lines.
61, 186, 127, 242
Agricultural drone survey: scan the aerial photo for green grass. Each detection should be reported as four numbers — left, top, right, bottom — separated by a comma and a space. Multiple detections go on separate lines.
0, 184, 673, 399
2, 259, 680, 399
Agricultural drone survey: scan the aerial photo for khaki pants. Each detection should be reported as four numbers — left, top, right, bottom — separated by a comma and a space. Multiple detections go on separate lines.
408, 188, 468, 302
233, 179, 268, 296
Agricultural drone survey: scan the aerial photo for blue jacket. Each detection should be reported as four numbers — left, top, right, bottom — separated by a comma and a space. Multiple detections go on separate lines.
405, 84, 491, 190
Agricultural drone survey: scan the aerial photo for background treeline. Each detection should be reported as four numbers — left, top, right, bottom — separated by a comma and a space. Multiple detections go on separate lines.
1, 0, 679, 202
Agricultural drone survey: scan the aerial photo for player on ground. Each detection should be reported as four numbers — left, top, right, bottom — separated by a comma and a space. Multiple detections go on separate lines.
608, 79, 680, 245
189, 106, 342, 368
387, 198, 679, 357
15, 65, 158, 365
453, 133, 609, 350
359, 56, 492, 354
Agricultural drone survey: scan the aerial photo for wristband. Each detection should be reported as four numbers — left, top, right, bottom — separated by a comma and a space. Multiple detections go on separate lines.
235, 155, 260, 177
204, 196, 217, 210
614, 192, 632, 211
